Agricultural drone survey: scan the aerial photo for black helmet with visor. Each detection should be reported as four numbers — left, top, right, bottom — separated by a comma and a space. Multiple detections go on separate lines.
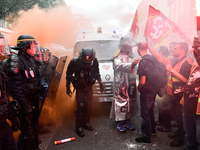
79, 48, 96, 68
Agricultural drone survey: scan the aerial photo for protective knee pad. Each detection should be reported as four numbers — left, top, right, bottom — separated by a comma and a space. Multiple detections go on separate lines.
77, 102, 85, 113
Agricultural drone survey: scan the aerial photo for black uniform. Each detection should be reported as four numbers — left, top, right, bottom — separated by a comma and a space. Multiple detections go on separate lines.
66, 56, 102, 137
0, 67, 18, 150
7, 51, 40, 150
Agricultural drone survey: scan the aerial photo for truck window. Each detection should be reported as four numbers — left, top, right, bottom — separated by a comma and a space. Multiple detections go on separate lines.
74, 40, 119, 60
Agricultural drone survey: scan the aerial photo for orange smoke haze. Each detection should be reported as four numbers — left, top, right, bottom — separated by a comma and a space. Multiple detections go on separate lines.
10, 5, 77, 49
8, 5, 81, 126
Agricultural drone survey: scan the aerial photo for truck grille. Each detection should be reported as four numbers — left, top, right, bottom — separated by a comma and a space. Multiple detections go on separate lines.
93, 82, 113, 96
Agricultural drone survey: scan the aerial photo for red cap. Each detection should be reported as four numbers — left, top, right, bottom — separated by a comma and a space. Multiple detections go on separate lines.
71, 137, 75, 141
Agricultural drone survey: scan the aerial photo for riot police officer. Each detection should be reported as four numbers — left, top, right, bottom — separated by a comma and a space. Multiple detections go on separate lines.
7, 35, 40, 150
66, 48, 103, 137
0, 65, 18, 150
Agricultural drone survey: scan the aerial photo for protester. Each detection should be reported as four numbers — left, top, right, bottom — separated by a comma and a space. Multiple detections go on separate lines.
168, 42, 178, 66
109, 36, 140, 132
166, 42, 192, 147
148, 43, 172, 131
7, 35, 41, 150
182, 37, 200, 150
135, 39, 157, 143
66, 48, 103, 137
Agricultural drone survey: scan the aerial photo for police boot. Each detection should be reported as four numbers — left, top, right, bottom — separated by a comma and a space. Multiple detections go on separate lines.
17, 134, 24, 150
76, 127, 85, 137
76, 118, 85, 137
83, 104, 93, 131
24, 137, 37, 150
83, 111, 93, 131
76, 113, 85, 137
83, 123, 93, 131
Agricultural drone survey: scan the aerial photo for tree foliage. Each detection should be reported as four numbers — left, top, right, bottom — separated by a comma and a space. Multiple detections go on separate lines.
0, 0, 61, 21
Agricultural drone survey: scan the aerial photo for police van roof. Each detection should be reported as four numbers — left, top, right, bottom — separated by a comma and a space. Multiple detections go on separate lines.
76, 32, 123, 42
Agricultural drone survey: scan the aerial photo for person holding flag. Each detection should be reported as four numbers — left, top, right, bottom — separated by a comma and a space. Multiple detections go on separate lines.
166, 42, 192, 147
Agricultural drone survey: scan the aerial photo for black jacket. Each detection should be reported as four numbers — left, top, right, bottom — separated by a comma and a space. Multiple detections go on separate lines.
66, 57, 101, 88
7, 51, 38, 107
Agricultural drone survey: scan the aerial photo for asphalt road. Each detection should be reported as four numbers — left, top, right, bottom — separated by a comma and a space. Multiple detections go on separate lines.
38, 93, 186, 150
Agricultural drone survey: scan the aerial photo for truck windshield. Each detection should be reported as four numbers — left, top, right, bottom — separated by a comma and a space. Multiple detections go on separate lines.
74, 40, 119, 60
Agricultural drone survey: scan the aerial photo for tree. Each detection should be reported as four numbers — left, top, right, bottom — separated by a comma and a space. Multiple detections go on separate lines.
0, 0, 62, 22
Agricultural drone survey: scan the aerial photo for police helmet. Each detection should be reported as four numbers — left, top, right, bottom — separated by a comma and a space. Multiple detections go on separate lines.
79, 48, 96, 68
16, 35, 36, 50
43, 48, 51, 63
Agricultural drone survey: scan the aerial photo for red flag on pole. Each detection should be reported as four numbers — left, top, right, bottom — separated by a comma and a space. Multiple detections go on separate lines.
130, 9, 139, 39
144, 5, 192, 47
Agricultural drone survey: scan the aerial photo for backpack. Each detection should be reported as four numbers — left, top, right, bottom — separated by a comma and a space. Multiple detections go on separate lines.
141, 56, 168, 96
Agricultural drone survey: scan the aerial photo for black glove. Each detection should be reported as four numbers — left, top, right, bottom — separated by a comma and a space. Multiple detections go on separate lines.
11, 117, 20, 132
99, 82, 104, 93
66, 86, 73, 97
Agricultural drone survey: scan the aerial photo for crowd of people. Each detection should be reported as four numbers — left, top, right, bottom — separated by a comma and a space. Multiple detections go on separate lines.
0, 32, 200, 150
66, 35, 200, 150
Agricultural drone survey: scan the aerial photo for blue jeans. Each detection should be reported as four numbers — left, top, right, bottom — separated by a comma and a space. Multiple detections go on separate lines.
140, 92, 156, 142
183, 113, 200, 150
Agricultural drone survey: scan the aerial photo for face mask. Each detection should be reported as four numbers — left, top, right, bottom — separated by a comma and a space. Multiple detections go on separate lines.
121, 45, 131, 53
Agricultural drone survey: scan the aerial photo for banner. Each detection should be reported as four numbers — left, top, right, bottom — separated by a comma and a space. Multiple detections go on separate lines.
144, 5, 192, 47
130, 9, 139, 39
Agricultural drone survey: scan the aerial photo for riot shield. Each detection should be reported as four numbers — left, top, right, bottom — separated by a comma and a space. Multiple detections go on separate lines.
48, 56, 67, 101
39, 55, 59, 114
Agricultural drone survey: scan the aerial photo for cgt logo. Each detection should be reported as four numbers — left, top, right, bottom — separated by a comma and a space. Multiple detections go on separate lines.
102, 65, 110, 71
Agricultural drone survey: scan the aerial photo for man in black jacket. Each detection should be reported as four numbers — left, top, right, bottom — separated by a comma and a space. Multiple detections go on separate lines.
66, 48, 103, 137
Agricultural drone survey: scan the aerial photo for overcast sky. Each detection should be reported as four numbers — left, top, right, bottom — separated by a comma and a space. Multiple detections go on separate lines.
64, 0, 142, 35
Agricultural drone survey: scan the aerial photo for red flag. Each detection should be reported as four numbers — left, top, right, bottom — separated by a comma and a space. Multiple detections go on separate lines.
144, 5, 192, 46
130, 9, 139, 39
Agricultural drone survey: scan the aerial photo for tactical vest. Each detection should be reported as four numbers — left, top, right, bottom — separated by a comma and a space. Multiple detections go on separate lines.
74, 66, 96, 88
7, 53, 39, 96
19, 55, 39, 96
69, 58, 98, 88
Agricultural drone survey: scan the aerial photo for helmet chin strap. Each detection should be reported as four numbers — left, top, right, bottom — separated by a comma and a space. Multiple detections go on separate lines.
22, 47, 32, 57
